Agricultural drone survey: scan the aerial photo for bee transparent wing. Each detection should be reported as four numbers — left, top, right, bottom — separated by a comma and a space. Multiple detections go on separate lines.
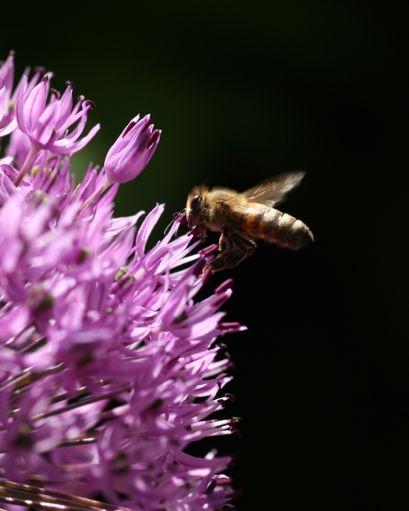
243, 171, 305, 207
217, 194, 250, 216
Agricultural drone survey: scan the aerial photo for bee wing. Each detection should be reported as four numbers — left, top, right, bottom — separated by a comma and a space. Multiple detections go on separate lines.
218, 194, 250, 214
242, 171, 305, 207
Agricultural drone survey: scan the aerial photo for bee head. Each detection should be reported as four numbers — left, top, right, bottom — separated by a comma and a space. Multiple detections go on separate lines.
186, 185, 209, 228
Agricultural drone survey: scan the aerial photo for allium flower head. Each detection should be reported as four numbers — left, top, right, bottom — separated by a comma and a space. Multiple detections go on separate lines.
0, 53, 242, 511
10, 72, 101, 186
16, 75, 100, 154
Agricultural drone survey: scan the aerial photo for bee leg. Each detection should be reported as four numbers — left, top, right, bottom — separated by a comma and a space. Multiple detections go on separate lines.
200, 226, 208, 241
218, 232, 228, 252
191, 224, 207, 240
211, 232, 256, 271
224, 234, 256, 269
210, 232, 230, 272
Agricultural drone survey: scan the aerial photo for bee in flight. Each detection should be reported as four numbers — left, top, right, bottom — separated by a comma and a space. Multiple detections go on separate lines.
185, 172, 314, 271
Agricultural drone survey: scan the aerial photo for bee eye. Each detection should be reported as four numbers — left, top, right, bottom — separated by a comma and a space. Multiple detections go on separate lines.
191, 195, 202, 208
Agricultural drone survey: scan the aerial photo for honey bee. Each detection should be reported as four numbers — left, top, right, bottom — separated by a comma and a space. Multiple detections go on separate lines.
186, 172, 314, 271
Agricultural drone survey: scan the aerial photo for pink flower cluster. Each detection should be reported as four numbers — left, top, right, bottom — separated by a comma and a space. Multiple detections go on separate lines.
0, 53, 241, 510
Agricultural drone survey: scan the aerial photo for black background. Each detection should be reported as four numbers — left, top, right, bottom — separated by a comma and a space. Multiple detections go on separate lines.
2, 2, 408, 509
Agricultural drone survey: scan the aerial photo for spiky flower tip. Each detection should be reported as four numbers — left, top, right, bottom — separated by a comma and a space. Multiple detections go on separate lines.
0, 53, 243, 510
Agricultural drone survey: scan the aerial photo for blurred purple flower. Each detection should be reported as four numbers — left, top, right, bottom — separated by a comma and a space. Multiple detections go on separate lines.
0, 52, 15, 136
0, 51, 41, 138
104, 114, 161, 184
0, 53, 242, 511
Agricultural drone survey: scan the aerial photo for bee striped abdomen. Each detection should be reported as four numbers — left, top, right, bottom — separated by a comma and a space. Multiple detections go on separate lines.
259, 208, 314, 250
238, 208, 265, 236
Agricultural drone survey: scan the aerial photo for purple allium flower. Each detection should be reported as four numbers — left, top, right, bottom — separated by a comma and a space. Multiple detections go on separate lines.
12, 73, 100, 185
0, 54, 242, 511
0, 51, 42, 138
104, 114, 161, 184
0, 52, 16, 137
0, 52, 45, 141
16, 76, 100, 155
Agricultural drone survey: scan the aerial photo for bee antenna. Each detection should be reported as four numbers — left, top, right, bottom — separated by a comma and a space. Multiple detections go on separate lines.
164, 210, 186, 235
164, 219, 173, 235
176, 210, 188, 225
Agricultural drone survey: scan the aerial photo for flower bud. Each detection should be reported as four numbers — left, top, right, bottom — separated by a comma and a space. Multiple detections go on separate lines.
104, 114, 161, 184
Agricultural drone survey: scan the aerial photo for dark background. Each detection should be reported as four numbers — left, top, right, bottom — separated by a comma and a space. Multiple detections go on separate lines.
2, 2, 408, 509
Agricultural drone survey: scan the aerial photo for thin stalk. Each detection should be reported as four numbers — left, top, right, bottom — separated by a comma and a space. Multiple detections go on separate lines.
0, 492, 92, 511
20, 335, 46, 354
80, 179, 113, 212
50, 378, 108, 404
58, 436, 96, 447
0, 480, 129, 511
50, 385, 88, 404
14, 145, 40, 186
0, 363, 65, 393
33, 383, 131, 420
